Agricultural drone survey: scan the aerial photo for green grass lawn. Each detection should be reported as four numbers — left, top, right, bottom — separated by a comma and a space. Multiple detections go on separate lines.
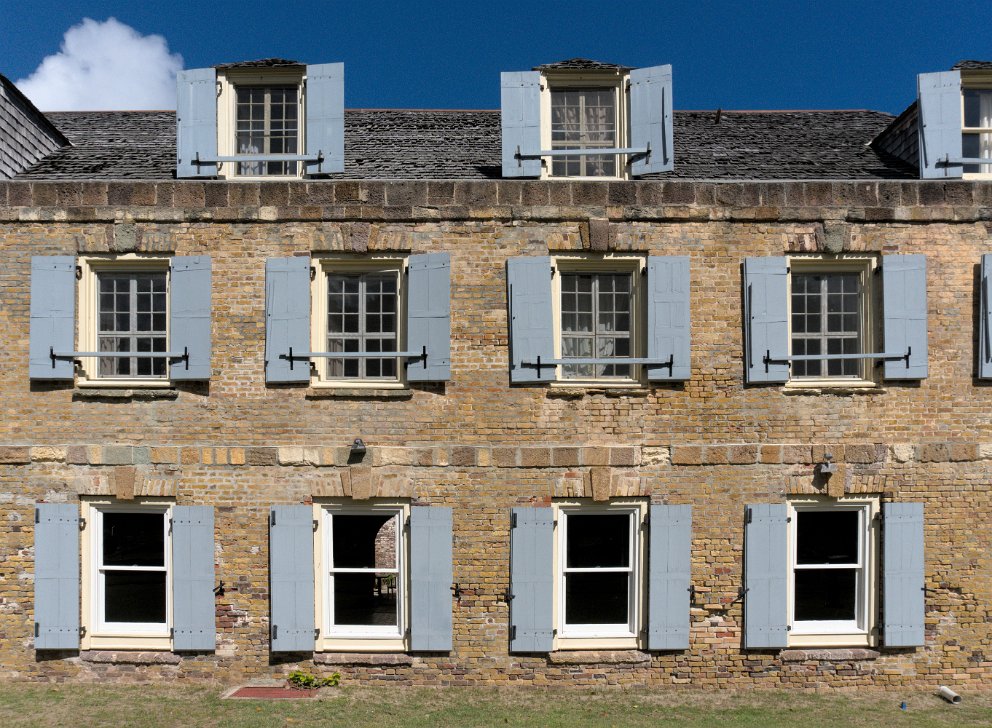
0, 684, 989, 727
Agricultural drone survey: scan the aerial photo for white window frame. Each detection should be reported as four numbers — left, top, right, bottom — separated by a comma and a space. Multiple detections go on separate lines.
77, 254, 173, 388
961, 80, 992, 180
787, 497, 879, 648
310, 256, 407, 389
553, 501, 646, 649
539, 70, 629, 181
785, 255, 878, 389
551, 255, 645, 386
314, 501, 409, 652
216, 67, 306, 180
80, 499, 173, 650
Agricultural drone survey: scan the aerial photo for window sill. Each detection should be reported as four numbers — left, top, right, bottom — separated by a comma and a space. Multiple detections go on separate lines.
546, 387, 648, 399
780, 648, 880, 662
313, 652, 413, 666
783, 384, 883, 396
80, 650, 181, 665
73, 388, 179, 401
547, 650, 650, 665
306, 387, 413, 400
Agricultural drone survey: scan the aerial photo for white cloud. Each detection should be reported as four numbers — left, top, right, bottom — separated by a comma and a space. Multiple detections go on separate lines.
15, 17, 183, 111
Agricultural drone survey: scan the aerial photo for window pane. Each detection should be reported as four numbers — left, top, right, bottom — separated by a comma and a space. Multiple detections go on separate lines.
566, 513, 630, 568
332, 513, 398, 570
102, 512, 165, 567
564, 572, 629, 625
794, 569, 857, 621
332, 572, 398, 627
796, 510, 859, 565
791, 271, 862, 379
550, 88, 617, 177
104, 571, 167, 623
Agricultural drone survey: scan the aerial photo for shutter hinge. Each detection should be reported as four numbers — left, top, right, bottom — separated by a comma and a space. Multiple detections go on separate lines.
34, 622, 39, 637
79, 626, 86, 637
688, 584, 696, 604
786, 516, 792, 523
504, 589, 514, 602
272, 625, 278, 640
270, 510, 276, 526
550, 266, 556, 278
510, 625, 516, 642
511, 512, 517, 529
786, 625, 792, 632
35, 508, 39, 523
75, 265, 82, 280
313, 519, 318, 532
170, 627, 175, 638
79, 517, 86, 531
452, 583, 462, 600
310, 266, 316, 281
314, 628, 320, 639
746, 508, 753, 524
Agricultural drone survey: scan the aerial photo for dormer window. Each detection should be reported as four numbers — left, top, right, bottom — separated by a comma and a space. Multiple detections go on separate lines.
915, 63, 992, 179
500, 59, 673, 180
175, 59, 344, 179
962, 88, 992, 175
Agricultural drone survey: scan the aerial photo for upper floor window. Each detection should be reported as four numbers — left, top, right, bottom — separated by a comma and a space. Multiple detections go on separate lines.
500, 60, 673, 180
235, 85, 300, 176
94, 268, 169, 380
962, 88, 992, 175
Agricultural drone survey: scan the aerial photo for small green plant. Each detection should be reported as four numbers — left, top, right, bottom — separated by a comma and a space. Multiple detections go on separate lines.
287, 669, 341, 690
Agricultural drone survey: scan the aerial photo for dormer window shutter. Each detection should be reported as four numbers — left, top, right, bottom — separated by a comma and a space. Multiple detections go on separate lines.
176, 67, 218, 178
304, 63, 345, 175
629, 64, 674, 175
917, 70, 963, 179
500, 71, 542, 178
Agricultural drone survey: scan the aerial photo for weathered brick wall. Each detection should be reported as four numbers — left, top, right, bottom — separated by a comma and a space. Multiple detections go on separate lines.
1, 179, 991, 687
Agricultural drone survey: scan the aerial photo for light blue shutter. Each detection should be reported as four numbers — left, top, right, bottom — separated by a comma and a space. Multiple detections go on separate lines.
176, 67, 217, 178
744, 504, 788, 649
269, 505, 314, 652
743, 257, 789, 384
883, 255, 928, 380
170, 256, 212, 381
265, 257, 311, 384
34, 503, 79, 650
29, 256, 76, 381
630, 64, 674, 175
406, 253, 451, 382
506, 257, 554, 383
646, 256, 691, 381
917, 71, 962, 179
509, 507, 554, 652
883, 502, 925, 648
172, 506, 215, 651
409, 507, 453, 651
647, 504, 691, 650
500, 71, 542, 178
981, 255, 992, 379
304, 63, 345, 175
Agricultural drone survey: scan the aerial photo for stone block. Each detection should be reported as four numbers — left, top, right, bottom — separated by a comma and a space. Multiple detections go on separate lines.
246, 448, 278, 466
0, 447, 30, 464
590, 467, 611, 502
113, 467, 136, 500
671, 446, 703, 466
30, 447, 66, 463
350, 464, 373, 500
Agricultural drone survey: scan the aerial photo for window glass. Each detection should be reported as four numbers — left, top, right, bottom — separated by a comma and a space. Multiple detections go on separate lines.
791, 507, 864, 629
98, 510, 168, 627
326, 272, 399, 380
561, 272, 631, 379
328, 512, 400, 631
561, 511, 634, 632
551, 88, 617, 177
791, 272, 861, 378
97, 272, 168, 378
236, 86, 299, 176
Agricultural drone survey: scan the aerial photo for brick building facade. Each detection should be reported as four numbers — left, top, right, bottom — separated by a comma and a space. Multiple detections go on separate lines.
1, 60, 991, 688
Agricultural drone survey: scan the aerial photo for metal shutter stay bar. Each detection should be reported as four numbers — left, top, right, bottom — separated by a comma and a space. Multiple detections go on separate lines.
762, 348, 911, 372
939, 155, 992, 166
515, 144, 650, 163
522, 353, 674, 377
193, 152, 324, 164
281, 345, 428, 370
50, 347, 190, 369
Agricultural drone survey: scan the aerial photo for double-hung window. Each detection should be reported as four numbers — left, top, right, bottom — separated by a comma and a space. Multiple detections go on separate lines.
235, 86, 300, 177
94, 269, 169, 380
963, 87, 992, 176
549, 86, 620, 178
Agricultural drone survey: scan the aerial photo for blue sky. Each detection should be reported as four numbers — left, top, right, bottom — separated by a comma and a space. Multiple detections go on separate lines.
2, 1, 989, 112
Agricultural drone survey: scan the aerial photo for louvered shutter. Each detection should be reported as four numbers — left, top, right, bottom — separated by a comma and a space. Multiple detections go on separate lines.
269, 505, 315, 652
506, 257, 554, 383
172, 506, 215, 651
646, 256, 691, 381
743, 257, 789, 383
647, 504, 691, 650
304, 63, 345, 175
882, 255, 928, 380
883, 502, 925, 648
981, 255, 992, 379
176, 67, 217, 178
409, 507, 453, 651
743, 504, 789, 649
500, 71, 542, 178
917, 71, 963, 179
509, 507, 554, 652
630, 64, 674, 175
264, 257, 311, 383
29, 256, 76, 381
406, 253, 451, 382
34, 503, 79, 650
170, 256, 212, 381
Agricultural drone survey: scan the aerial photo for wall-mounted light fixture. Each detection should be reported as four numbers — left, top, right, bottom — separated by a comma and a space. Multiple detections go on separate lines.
819, 452, 838, 475
351, 438, 367, 457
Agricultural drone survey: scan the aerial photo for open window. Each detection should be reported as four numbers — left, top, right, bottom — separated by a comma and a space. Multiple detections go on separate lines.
29, 255, 212, 385
501, 59, 673, 179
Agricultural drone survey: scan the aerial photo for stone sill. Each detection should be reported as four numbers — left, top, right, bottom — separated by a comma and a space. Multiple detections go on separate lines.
547, 387, 649, 399
306, 388, 413, 400
783, 387, 886, 397
80, 650, 181, 665
313, 652, 414, 666
780, 649, 880, 662
547, 650, 651, 665
73, 388, 179, 401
